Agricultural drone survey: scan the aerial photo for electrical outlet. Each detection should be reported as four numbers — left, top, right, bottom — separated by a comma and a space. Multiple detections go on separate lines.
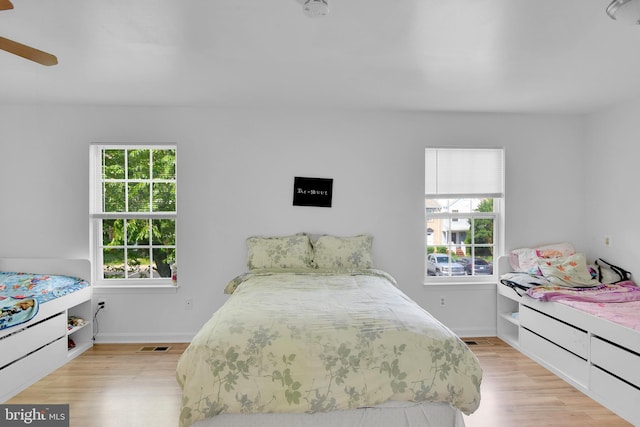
604, 235, 612, 247
185, 298, 193, 310
97, 298, 107, 312
439, 297, 446, 307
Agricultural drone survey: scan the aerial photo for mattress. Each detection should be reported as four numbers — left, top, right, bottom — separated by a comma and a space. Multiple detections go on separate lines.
176, 269, 482, 427
523, 279, 640, 332
556, 299, 640, 332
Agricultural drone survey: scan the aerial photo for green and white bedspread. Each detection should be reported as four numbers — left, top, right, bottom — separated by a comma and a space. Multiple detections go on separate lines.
176, 270, 482, 427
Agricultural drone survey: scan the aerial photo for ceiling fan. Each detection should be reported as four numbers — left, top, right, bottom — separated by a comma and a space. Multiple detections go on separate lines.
0, 0, 57, 66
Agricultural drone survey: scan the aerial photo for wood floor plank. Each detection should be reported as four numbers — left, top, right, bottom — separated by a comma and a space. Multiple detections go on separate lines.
462, 338, 631, 427
6, 338, 632, 426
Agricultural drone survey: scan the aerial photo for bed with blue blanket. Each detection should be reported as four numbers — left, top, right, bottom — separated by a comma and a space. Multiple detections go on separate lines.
0, 272, 89, 331
0, 258, 92, 402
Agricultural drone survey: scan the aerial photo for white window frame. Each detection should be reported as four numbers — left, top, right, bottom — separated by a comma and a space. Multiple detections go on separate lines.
424, 147, 504, 284
90, 143, 177, 288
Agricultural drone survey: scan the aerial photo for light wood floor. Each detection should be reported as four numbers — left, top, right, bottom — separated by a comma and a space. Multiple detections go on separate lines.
7, 337, 632, 427
461, 338, 631, 427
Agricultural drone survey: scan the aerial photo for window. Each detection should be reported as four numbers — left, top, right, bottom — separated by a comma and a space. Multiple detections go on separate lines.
425, 148, 504, 282
90, 144, 177, 286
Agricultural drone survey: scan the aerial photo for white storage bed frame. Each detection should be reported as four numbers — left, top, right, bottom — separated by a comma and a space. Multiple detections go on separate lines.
497, 256, 640, 425
0, 258, 92, 402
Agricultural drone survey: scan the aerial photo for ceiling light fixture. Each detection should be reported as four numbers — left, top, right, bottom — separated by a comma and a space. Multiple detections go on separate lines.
607, 0, 640, 24
297, 0, 329, 18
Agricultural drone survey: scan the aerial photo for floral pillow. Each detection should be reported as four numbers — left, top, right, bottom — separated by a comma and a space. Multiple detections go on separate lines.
246, 235, 314, 271
537, 253, 599, 288
312, 234, 373, 270
509, 242, 575, 274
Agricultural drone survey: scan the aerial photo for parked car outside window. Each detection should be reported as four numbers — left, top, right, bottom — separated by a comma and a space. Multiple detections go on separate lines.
427, 254, 465, 276
457, 257, 493, 275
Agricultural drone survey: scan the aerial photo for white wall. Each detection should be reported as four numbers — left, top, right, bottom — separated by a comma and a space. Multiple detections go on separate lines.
584, 98, 640, 278
0, 106, 586, 340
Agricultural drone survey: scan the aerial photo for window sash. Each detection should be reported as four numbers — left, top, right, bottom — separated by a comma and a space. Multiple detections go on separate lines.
425, 209, 498, 280
93, 216, 177, 284
425, 202, 501, 281
90, 144, 177, 286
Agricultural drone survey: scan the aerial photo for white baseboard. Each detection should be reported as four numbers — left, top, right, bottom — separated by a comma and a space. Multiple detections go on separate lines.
451, 327, 497, 338
94, 331, 195, 343
94, 328, 497, 343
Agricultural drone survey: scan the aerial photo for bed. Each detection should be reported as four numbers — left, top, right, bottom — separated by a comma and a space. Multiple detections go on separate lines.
497, 247, 640, 426
0, 258, 92, 402
176, 234, 482, 427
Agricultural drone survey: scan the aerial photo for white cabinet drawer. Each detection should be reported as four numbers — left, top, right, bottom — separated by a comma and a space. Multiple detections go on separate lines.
0, 313, 66, 368
591, 336, 640, 388
590, 366, 640, 426
0, 337, 66, 402
520, 327, 589, 388
520, 305, 588, 358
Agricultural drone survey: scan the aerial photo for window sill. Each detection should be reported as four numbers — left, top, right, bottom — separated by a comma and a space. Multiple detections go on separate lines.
93, 284, 179, 294
423, 281, 496, 291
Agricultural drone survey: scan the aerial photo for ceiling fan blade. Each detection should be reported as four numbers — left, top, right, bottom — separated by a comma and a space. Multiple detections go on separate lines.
0, 36, 58, 66
0, 0, 13, 11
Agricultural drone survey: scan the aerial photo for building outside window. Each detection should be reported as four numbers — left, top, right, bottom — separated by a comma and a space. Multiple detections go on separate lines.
90, 144, 177, 286
425, 147, 504, 282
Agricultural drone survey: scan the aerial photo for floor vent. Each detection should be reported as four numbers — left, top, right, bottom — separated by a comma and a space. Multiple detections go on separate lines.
463, 339, 494, 347
137, 346, 171, 353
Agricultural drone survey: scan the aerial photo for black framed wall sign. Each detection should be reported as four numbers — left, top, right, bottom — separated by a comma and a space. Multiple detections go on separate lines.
293, 177, 333, 208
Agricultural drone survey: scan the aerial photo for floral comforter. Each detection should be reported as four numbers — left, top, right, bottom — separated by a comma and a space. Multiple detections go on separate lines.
176, 270, 482, 427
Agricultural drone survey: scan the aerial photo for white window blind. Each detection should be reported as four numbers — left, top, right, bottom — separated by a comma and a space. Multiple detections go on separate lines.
425, 148, 504, 198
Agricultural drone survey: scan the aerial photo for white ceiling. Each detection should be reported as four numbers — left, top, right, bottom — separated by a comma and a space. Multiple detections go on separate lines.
2, 0, 640, 113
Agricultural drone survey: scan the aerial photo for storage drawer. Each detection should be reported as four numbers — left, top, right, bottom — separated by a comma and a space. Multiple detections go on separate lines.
590, 366, 640, 426
0, 313, 66, 368
591, 336, 640, 388
0, 337, 66, 402
520, 327, 589, 388
520, 305, 588, 358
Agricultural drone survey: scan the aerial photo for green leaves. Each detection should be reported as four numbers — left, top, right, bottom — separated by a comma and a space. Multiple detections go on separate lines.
283, 353, 296, 364
225, 347, 240, 366
99, 146, 177, 279
285, 388, 302, 405
224, 371, 239, 392
272, 355, 302, 405
207, 346, 252, 398
380, 359, 408, 393
152, 148, 176, 180
101, 148, 176, 214
102, 149, 125, 179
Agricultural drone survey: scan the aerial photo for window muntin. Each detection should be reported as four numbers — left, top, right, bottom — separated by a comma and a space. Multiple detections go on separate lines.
425, 148, 503, 282
91, 145, 177, 285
